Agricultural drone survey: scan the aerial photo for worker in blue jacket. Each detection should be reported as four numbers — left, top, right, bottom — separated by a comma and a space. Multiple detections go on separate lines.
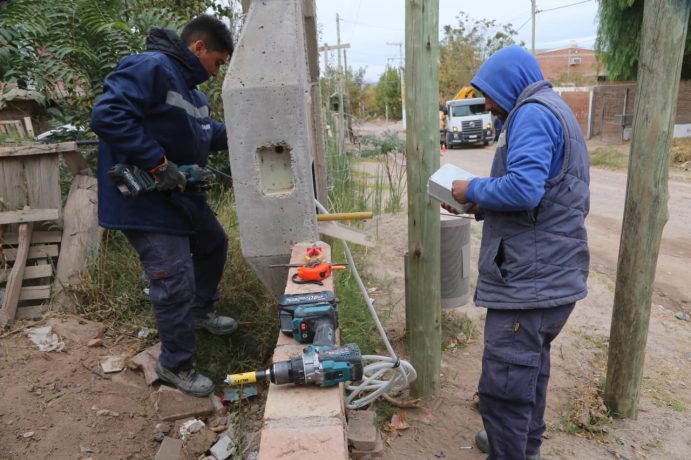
443, 45, 590, 459
91, 15, 236, 397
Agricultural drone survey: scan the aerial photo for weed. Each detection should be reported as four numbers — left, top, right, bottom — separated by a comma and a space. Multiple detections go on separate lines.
441, 311, 477, 350
589, 145, 630, 170
671, 138, 691, 165
556, 382, 611, 438
373, 399, 397, 430
642, 378, 689, 412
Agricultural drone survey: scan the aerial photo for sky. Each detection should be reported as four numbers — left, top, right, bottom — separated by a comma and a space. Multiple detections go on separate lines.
314, 0, 600, 82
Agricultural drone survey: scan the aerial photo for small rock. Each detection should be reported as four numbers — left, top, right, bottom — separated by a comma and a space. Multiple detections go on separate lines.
87, 338, 103, 347
210, 434, 235, 460
22, 431, 34, 438
96, 409, 120, 417
155, 423, 171, 434
674, 312, 689, 321
80, 445, 95, 453
153, 432, 166, 443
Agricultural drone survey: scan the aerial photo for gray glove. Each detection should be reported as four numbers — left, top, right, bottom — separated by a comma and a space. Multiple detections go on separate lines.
149, 157, 187, 191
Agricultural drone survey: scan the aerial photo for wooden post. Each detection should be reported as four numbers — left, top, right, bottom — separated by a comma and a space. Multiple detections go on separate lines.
404, 0, 440, 398
604, 0, 690, 419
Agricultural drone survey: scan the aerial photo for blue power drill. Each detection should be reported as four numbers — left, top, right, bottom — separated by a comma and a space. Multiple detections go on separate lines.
107, 163, 212, 197
226, 343, 363, 388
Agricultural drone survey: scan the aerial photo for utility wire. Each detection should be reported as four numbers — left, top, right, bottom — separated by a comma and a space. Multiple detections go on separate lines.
537, 0, 594, 14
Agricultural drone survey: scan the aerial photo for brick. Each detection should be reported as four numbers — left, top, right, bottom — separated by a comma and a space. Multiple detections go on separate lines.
263, 381, 344, 420
128, 342, 162, 385
346, 410, 377, 450
258, 423, 346, 460
155, 386, 214, 421
349, 432, 384, 459
154, 436, 183, 460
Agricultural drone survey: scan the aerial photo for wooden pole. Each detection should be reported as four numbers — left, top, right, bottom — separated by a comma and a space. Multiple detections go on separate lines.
604, 0, 690, 419
405, 0, 440, 398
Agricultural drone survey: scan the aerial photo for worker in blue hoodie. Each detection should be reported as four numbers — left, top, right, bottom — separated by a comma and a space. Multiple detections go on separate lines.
91, 15, 236, 397
443, 46, 590, 459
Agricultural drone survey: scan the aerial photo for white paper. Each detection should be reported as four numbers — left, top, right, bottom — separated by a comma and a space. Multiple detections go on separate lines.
427, 163, 476, 213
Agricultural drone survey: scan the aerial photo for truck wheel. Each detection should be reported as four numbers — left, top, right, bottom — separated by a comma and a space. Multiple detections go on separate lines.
483, 141, 489, 146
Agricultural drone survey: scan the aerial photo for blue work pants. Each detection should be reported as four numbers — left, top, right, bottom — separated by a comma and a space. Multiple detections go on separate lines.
124, 210, 228, 371
478, 303, 575, 460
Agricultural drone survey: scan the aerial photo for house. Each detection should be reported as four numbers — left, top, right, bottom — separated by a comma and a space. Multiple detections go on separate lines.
535, 41, 602, 86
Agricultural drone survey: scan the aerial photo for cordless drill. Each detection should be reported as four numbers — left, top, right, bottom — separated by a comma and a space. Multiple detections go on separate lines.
107, 163, 212, 197
226, 343, 363, 388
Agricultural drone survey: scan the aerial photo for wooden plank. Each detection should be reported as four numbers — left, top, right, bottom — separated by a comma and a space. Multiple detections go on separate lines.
18, 285, 51, 301
3, 244, 59, 261
0, 222, 33, 327
0, 265, 52, 283
318, 221, 374, 247
23, 117, 35, 137
2, 231, 62, 245
0, 141, 77, 158
53, 174, 101, 313
0, 155, 61, 212
0, 208, 59, 225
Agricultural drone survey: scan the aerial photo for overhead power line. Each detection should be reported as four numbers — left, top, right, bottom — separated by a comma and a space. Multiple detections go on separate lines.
537, 0, 595, 14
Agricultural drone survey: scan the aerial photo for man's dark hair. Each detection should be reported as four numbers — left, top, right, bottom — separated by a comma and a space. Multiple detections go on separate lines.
181, 14, 234, 55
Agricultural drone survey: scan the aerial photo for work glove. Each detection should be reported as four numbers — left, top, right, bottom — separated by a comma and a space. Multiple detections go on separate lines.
148, 156, 187, 191
179, 164, 213, 190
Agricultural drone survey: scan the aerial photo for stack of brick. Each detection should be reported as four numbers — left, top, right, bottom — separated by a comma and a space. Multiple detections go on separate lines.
347, 410, 384, 459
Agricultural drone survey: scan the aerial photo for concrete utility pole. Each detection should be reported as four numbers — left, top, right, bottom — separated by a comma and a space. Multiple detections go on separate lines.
531, 0, 536, 55
604, 0, 690, 419
387, 41, 406, 128
336, 13, 345, 154
405, 0, 440, 398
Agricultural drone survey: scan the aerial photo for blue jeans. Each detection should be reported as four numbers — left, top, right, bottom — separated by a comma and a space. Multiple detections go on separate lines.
478, 303, 575, 460
124, 209, 228, 371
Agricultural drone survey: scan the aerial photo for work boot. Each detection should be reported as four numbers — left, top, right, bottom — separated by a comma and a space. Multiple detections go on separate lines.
475, 430, 490, 454
194, 311, 238, 335
155, 361, 214, 397
474, 429, 541, 459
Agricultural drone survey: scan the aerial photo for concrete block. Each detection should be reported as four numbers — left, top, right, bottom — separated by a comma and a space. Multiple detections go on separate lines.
223, 0, 319, 299
346, 410, 377, 451
155, 386, 214, 421
349, 432, 384, 459
155, 436, 183, 460
258, 423, 347, 460
263, 381, 344, 420
128, 342, 161, 385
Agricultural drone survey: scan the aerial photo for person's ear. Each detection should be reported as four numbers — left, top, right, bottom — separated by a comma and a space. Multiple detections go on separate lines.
190, 39, 205, 56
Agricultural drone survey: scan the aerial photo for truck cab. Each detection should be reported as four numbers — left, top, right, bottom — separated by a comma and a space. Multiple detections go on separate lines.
442, 97, 493, 148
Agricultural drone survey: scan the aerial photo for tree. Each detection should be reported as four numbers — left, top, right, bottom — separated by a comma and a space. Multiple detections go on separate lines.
0, 0, 243, 126
438, 12, 522, 103
596, 0, 691, 80
319, 63, 368, 120
375, 66, 402, 119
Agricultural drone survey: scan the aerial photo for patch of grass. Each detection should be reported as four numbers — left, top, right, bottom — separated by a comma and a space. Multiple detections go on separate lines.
589, 145, 630, 170
671, 138, 691, 165
642, 378, 689, 412
373, 399, 397, 430
441, 311, 477, 350
556, 329, 612, 437
556, 382, 611, 438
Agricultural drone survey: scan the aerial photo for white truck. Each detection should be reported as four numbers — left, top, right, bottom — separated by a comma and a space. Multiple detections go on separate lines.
441, 97, 493, 148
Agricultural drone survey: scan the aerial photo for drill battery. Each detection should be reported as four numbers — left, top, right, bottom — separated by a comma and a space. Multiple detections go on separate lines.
277, 291, 338, 337
292, 303, 338, 346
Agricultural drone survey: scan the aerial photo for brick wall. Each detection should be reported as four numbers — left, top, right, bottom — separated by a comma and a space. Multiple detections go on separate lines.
590, 80, 691, 142
536, 47, 600, 85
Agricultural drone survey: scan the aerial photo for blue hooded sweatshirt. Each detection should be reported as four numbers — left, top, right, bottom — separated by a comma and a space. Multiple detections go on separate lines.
91, 28, 227, 234
467, 45, 564, 211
